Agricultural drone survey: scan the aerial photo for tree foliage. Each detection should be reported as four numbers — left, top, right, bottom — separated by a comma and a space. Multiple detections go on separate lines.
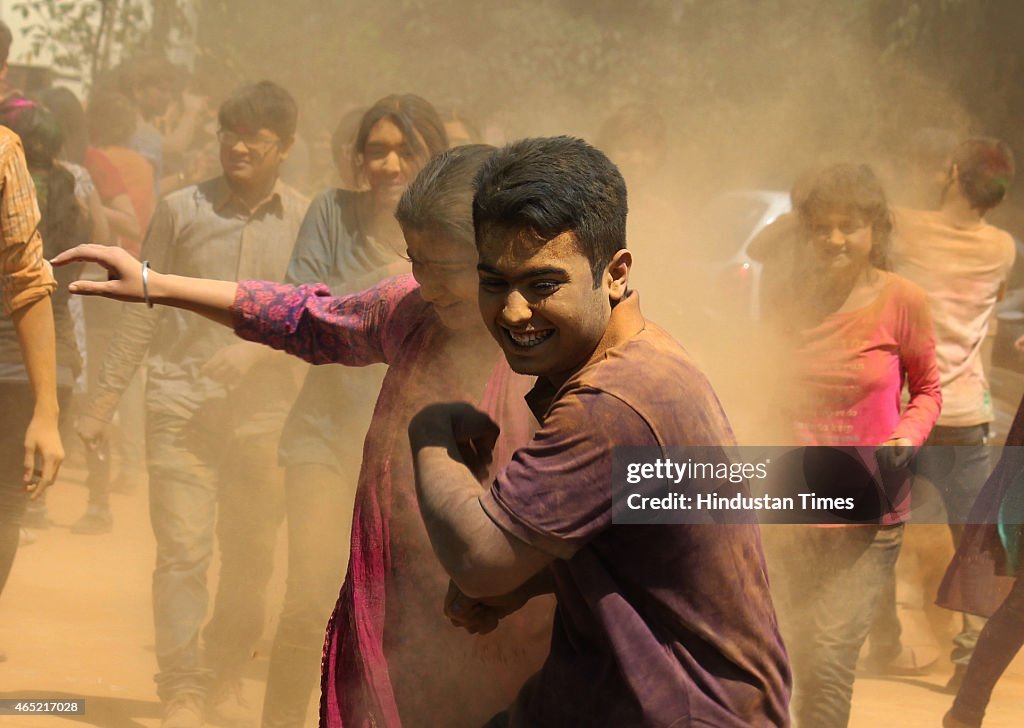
11, 0, 189, 83
12, 0, 1024, 191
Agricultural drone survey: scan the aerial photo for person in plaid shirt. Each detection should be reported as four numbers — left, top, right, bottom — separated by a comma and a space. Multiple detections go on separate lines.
0, 19, 65, 653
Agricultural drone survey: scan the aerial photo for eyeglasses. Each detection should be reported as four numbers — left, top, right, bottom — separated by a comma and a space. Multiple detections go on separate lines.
217, 130, 281, 153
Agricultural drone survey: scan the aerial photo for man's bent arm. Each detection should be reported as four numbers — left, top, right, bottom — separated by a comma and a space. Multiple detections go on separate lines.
410, 404, 552, 599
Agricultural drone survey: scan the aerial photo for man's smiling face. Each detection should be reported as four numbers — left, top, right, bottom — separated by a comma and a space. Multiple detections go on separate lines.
477, 229, 624, 386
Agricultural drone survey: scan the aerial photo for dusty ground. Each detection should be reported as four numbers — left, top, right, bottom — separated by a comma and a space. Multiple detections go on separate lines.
0, 458, 1022, 728
0, 457, 288, 728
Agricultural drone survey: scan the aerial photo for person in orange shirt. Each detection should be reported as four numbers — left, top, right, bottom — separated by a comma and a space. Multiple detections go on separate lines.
0, 31, 64, 660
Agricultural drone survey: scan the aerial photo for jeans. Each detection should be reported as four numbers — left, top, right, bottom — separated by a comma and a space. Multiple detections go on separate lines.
147, 410, 285, 700
261, 463, 356, 728
913, 424, 992, 666
770, 524, 904, 728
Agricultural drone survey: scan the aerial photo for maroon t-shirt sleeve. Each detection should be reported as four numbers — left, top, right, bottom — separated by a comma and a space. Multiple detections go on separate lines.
480, 388, 656, 560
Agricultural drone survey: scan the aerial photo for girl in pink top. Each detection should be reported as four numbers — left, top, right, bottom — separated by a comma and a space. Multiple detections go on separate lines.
768, 164, 941, 728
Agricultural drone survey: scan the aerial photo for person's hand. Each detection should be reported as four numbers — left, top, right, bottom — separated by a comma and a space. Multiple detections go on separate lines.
76, 413, 108, 453
1015, 334, 1024, 352
52, 244, 150, 303
409, 402, 500, 481
443, 580, 529, 635
450, 404, 500, 481
201, 342, 266, 385
876, 436, 917, 470
23, 412, 63, 498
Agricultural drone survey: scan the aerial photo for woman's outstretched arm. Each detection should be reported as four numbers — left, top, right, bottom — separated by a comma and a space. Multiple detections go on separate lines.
54, 243, 421, 369
52, 244, 238, 327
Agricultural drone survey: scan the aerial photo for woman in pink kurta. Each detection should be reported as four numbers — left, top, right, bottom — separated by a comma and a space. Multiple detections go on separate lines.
235, 146, 552, 728
765, 164, 942, 728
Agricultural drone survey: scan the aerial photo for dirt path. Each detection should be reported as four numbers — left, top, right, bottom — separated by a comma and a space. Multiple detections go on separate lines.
0, 460, 284, 728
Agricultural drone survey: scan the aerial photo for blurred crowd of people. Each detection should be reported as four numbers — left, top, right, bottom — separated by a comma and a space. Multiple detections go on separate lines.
2, 16, 1024, 728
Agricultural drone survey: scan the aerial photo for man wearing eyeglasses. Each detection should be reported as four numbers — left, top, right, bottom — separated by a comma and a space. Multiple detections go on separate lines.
79, 81, 309, 728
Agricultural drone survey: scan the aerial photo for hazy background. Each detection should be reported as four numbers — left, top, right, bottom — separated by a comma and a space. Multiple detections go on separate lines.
2, 0, 1022, 191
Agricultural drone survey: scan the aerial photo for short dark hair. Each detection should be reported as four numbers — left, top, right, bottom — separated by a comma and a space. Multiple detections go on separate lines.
472, 136, 628, 283
0, 21, 12, 67
87, 90, 137, 147
352, 94, 448, 183
795, 163, 893, 270
951, 137, 1015, 213
218, 80, 298, 143
395, 144, 495, 249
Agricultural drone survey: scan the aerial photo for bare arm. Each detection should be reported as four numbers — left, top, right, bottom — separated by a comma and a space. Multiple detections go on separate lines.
444, 568, 554, 634
52, 244, 237, 328
409, 402, 552, 599
11, 294, 64, 492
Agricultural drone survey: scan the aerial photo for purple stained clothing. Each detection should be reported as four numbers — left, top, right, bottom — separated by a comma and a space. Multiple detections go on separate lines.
790, 273, 940, 450
233, 275, 552, 728
479, 293, 791, 728
789, 273, 942, 525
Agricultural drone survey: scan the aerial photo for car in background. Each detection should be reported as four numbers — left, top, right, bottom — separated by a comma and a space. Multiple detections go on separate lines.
688, 189, 791, 322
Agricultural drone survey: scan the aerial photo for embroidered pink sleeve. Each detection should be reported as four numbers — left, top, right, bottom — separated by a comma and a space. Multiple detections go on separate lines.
231, 274, 420, 366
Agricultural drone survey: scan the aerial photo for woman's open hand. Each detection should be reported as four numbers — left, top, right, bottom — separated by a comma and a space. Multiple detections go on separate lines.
51, 244, 151, 304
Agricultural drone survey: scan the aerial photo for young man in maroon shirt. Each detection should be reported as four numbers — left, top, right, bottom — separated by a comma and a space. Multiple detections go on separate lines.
407, 136, 791, 727
54, 136, 792, 727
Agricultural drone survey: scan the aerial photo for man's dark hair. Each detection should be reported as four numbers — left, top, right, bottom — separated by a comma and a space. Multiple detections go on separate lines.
352, 94, 448, 183
396, 144, 495, 249
218, 80, 298, 143
0, 21, 12, 67
951, 137, 1015, 213
472, 136, 628, 283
